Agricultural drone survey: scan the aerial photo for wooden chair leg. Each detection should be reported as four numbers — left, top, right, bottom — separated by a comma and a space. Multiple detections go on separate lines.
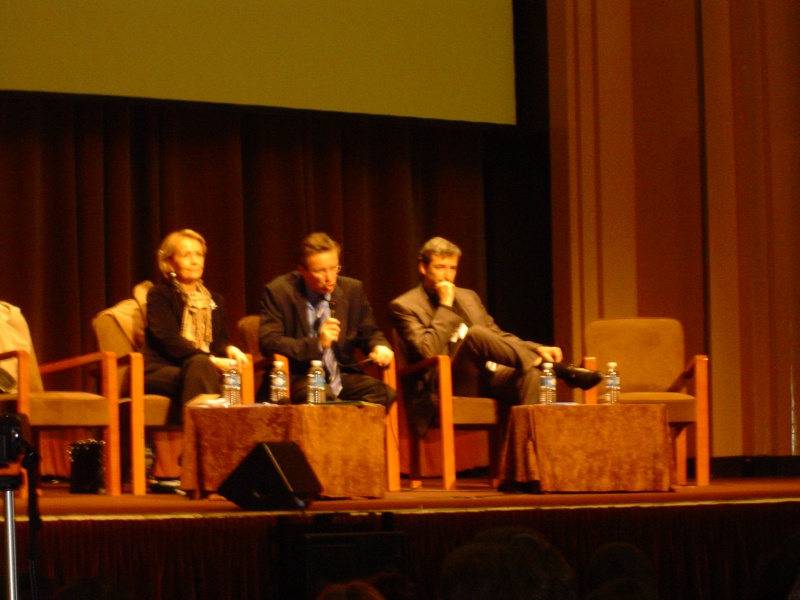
488, 427, 503, 488
385, 403, 401, 491
673, 426, 688, 485
695, 421, 710, 486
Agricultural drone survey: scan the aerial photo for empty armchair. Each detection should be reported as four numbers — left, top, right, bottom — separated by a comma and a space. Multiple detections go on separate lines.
583, 317, 710, 486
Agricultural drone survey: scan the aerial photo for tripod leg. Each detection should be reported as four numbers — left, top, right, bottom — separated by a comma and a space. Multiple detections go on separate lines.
3, 489, 18, 600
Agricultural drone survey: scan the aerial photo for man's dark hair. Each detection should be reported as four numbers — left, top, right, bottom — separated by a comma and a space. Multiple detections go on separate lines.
417, 237, 461, 265
300, 232, 342, 267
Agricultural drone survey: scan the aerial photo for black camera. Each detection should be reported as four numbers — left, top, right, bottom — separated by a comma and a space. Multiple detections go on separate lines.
0, 414, 24, 467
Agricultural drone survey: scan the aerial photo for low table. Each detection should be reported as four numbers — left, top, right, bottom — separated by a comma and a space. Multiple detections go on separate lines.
500, 403, 674, 492
181, 403, 387, 499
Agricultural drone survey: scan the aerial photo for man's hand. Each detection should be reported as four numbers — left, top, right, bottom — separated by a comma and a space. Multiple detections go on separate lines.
535, 345, 563, 364
318, 317, 341, 349
369, 345, 394, 367
435, 280, 456, 307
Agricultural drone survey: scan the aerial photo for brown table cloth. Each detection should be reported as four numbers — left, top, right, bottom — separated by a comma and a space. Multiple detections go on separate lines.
181, 403, 386, 499
500, 404, 674, 492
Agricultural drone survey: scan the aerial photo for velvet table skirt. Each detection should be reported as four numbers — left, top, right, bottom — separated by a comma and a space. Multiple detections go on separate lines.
181, 403, 386, 499
500, 403, 674, 492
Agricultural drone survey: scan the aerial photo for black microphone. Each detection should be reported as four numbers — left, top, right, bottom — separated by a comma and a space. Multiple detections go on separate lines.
328, 299, 337, 319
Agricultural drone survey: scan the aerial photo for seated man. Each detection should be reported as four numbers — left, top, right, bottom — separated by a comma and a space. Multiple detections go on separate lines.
390, 236, 601, 434
258, 232, 396, 407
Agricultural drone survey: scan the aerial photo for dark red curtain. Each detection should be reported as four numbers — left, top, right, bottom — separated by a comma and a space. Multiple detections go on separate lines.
0, 92, 489, 378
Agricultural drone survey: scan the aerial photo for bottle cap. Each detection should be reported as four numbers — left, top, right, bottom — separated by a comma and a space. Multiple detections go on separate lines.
543, 362, 552, 368
311, 359, 323, 367
607, 361, 617, 369
273, 360, 284, 368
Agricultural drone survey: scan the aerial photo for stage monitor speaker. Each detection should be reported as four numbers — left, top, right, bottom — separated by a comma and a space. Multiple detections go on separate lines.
218, 441, 322, 510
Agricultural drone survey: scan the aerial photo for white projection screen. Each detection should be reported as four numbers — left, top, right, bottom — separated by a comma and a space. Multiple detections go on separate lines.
0, 1, 516, 124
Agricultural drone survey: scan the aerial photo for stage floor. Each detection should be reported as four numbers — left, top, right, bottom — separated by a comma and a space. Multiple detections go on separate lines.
17, 475, 800, 518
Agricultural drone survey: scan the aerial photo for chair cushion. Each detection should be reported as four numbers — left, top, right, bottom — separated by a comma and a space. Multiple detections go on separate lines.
619, 392, 697, 423
118, 394, 173, 426
143, 394, 172, 425
585, 318, 685, 391
452, 396, 499, 425
0, 392, 112, 426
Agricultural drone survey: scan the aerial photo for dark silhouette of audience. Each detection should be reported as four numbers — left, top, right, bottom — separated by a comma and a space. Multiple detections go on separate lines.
745, 529, 800, 600
315, 579, 386, 600
366, 571, 420, 600
583, 542, 659, 599
439, 526, 578, 600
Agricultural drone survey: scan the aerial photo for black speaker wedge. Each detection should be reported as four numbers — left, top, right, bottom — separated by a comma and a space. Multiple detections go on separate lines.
218, 441, 322, 510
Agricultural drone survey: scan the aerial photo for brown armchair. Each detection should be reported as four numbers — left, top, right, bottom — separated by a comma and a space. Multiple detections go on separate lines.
583, 317, 710, 486
93, 282, 256, 495
391, 329, 507, 491
237, 315, 400, 491
0, 301, 122, 496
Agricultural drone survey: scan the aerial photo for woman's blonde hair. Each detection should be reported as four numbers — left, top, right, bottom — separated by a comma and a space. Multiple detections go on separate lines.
157, 229, 208, 278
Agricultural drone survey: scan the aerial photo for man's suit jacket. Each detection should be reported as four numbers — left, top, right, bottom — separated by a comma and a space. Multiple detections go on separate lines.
389, 284, 539, 435
259, 271, 389, 380
389, 285, 538, 364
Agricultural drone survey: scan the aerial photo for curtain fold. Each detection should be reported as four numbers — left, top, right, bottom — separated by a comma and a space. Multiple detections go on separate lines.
0, 93, 487, 368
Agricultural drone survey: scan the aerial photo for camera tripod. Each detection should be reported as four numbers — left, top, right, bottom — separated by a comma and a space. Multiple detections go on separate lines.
0, 441, 41, 600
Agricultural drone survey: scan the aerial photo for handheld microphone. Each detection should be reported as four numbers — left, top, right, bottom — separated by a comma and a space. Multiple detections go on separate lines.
328, 299, 337, 319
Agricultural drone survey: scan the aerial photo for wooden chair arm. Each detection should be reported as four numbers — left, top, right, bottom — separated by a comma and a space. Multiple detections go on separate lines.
397, 354, 449, 378
582, 356, 598, 404
381, 357, 397, 390
241, 354, 256, 405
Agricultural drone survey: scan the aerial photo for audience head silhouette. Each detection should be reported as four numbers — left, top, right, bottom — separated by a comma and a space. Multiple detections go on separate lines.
315, 579, 386, 600
440, 526, 577, 600
584, 542, 658, 599
746, 529, 800, 600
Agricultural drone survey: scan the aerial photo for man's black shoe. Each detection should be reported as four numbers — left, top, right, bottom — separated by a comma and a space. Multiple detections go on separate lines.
557, 364, 603, 390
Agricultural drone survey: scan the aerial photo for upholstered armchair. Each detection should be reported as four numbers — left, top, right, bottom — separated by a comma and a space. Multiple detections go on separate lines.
0, 301, 122, 496
93, 282, 256, 495
583, 318, 710, 486
391, 330, 507, 491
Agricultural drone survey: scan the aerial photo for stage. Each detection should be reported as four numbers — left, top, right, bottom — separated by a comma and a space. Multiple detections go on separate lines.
8, 475, 800, 600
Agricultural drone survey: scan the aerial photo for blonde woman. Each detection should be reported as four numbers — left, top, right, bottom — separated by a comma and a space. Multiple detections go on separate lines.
142, 229, 248, 422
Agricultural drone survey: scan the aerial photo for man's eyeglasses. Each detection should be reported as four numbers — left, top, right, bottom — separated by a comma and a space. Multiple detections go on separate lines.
308, 265, 342, 279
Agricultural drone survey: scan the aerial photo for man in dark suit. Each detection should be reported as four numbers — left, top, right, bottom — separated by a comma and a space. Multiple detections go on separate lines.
390, 237, 601, 433
258, 232, 395, 406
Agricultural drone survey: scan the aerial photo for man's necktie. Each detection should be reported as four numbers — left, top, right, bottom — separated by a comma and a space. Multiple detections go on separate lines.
316, 300, 342, 396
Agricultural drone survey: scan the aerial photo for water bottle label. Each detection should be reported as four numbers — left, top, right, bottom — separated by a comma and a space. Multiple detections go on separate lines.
271, 375, 286, 387
605, 375, 619, 388
542, 376, 556, 388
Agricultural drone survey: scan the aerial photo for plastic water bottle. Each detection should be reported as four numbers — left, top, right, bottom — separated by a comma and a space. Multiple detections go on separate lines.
539, 362, 556, 404
605, 362, 620, 404
269, 360, 289, 405
307, 360, 326, 404
222, 362, 242, 406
